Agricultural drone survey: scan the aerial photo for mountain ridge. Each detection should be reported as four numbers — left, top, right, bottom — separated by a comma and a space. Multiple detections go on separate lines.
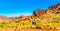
0, 3, 60, 22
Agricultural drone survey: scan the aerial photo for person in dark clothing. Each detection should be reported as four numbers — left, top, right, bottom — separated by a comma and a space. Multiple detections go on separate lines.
32, 21, 36, 26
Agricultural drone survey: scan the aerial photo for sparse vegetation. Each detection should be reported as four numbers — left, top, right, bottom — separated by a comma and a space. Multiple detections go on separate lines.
0, 15, 60, 31
0, 4, 60, 31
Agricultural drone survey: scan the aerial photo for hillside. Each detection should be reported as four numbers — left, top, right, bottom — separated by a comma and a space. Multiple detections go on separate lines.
0, 3, 60, 31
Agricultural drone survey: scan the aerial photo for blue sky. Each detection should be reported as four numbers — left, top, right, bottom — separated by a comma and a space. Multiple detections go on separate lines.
0, 0, 60, 17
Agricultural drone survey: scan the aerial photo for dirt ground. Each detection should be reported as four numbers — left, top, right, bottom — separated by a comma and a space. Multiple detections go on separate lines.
0, 28, 59, 31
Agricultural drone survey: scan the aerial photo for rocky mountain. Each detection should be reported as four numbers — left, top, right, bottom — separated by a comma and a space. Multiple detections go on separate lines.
0, 3, 60, 22
33, 3, 60, 16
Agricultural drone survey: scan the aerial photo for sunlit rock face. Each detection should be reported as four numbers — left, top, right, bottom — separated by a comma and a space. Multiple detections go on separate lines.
33, 9, 46, 16
33, 4, 60, 16
46, 4, 60, 16
46, 4, 60, 14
